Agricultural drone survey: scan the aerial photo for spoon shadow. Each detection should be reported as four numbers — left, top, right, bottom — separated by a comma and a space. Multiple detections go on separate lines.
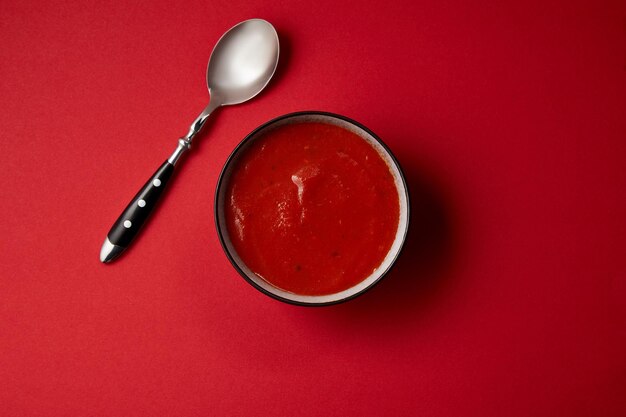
258, 27, 291, 98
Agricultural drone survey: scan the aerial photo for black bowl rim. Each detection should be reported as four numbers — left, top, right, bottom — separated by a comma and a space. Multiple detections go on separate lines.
214, 110, 411, 306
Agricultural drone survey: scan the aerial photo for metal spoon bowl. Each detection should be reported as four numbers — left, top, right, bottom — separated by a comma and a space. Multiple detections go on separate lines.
208, 19, 279, 105
100, 19, 279, 263
182, 19, 279, 146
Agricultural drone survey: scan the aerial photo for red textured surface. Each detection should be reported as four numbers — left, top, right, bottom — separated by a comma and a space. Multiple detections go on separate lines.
1, 0, 625, 415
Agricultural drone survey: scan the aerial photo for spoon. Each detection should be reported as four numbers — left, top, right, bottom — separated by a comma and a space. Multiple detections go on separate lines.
100, 18, 280, 263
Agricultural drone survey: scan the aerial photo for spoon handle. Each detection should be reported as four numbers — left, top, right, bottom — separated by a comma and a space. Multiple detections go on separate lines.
100, 161, 175, 263
99, 102, 217, 263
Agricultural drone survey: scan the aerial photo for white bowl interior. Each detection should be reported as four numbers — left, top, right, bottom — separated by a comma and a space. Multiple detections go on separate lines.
216, 113, 409, 304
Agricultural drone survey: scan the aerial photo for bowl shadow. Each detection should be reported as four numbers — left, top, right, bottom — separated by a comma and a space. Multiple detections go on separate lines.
298, 142, 462, 330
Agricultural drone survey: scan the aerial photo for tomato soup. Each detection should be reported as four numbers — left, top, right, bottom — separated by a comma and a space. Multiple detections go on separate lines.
224, 121, 400, 296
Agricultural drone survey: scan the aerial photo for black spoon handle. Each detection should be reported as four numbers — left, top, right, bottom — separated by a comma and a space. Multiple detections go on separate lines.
101, 161, 174, 262
99, 102, 215, 263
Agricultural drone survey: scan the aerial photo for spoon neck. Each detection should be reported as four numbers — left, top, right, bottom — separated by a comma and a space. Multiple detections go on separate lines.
183, 98, 222, 143
168, 98, 222, 166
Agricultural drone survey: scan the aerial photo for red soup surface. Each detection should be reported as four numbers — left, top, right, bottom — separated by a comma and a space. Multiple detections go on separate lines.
225, 121, 400, 296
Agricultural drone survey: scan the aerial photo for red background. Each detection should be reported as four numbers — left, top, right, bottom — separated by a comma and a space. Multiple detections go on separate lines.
1, 0, 625, 415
